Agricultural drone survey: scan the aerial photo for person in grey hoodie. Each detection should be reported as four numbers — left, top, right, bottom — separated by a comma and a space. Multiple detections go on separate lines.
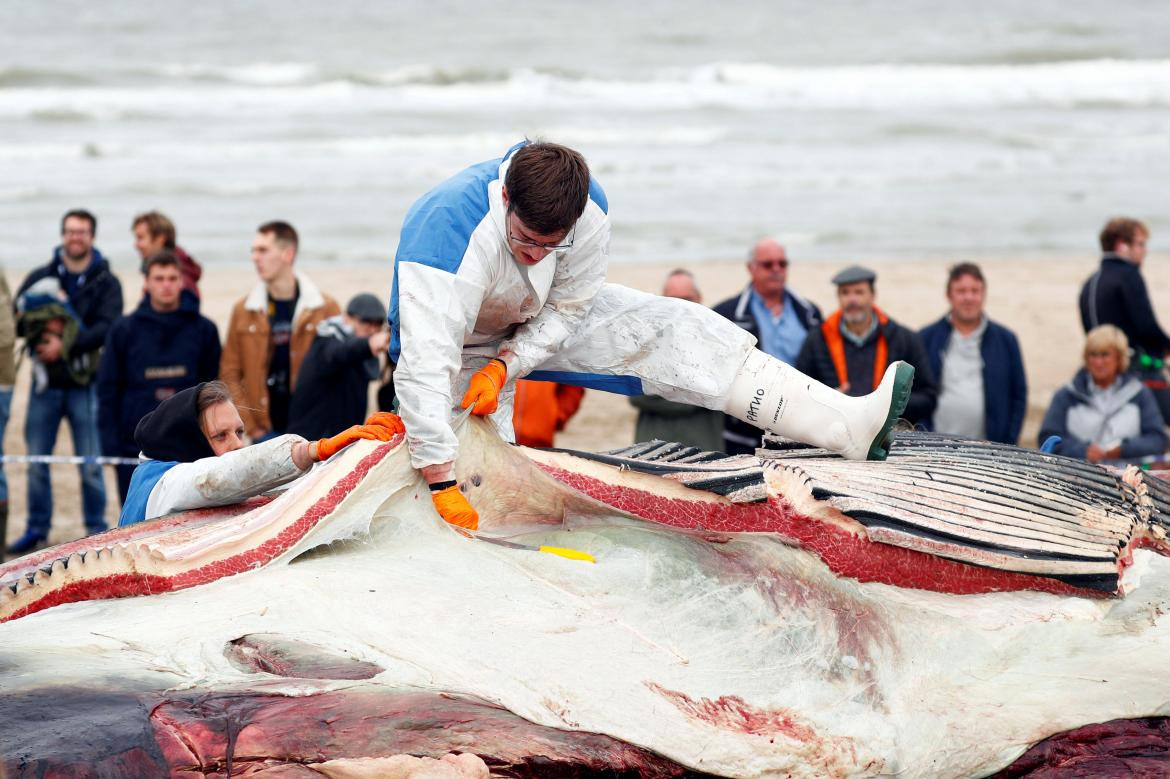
1039, 324, 1168, 465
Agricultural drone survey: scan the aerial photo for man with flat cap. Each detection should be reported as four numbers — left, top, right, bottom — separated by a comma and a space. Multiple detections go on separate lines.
796, 265, 937, 426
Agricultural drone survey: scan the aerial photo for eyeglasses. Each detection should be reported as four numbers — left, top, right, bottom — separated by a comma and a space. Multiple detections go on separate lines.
62, 228, 92, 237
755, 259, 788, 270
508, 225, 575, 252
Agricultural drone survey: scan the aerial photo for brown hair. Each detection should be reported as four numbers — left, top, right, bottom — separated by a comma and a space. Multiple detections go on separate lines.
946, 262, 985, 292
1099, 217, 1148, 252
503, 142, 590, 236
61, 209, 97, 236
132, 211, 176, 248
196, 380, 235, 433
258, 220, 299, 253
143, 249, 180, 275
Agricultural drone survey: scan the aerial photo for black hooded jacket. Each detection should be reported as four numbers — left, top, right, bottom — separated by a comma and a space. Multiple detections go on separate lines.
1079, 254, 1170, 359
97, 291, 220, 457
288, 317, 378, 441
132, 383, 215, 463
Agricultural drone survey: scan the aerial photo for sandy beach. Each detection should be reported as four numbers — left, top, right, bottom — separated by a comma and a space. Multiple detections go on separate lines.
3, 252, 1167, 549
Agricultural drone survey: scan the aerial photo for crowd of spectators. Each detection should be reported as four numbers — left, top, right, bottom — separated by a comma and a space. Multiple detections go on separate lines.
632, 216, 1170, 468
1, 209, 1168, 557
2, 211, 392, 556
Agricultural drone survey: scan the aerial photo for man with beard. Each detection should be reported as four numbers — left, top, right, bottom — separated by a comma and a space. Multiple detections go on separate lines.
8, 209, 123, 555
796, 265, 937, 427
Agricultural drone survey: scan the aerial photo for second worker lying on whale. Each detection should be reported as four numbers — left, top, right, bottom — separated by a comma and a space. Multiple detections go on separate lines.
388, 140, 915, 531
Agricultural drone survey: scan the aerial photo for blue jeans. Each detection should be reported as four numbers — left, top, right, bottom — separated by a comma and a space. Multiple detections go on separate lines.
0, 386, 11, 503
25, 384, 107, 535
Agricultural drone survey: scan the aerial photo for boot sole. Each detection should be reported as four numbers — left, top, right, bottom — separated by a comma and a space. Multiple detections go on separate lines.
866, 362, 915, 461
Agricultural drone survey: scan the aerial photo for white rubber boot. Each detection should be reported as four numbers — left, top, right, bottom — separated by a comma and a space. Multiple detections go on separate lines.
723, 350, 914, 460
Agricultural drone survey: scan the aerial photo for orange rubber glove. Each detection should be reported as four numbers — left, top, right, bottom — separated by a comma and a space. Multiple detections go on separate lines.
430, 484, 479, 530
316, 424, 393, 460
364, 411, 406, 436
461, 359, 507, 416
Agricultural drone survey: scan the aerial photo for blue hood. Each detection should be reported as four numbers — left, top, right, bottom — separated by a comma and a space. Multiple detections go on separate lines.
50, 245, 111, 281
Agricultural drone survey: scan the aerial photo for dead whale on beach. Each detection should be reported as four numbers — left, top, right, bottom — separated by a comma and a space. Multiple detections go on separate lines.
3, 419, 1170, 777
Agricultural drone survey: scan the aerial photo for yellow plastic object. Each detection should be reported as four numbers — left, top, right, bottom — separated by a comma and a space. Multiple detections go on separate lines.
538, 546, 596, 564
452, 527, 596, 564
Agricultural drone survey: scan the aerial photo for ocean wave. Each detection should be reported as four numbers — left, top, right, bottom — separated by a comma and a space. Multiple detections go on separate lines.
154, 61, 323, 86
0, 66, 93, 88
134, 62, 520, 88
4, 59, 1170, 118
0, 127, 725, 164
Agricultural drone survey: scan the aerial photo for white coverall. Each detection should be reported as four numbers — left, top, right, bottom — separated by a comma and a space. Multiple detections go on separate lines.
142, 436, 308, 521
389, 142, 756, 469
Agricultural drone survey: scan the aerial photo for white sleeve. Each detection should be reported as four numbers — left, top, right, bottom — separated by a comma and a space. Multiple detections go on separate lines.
144, 435, 308, 521
500, 210, 610, 377
394, 261, 487, 469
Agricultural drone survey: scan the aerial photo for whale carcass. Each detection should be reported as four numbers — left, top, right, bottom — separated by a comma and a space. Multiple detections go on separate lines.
3, 421, 1170, 777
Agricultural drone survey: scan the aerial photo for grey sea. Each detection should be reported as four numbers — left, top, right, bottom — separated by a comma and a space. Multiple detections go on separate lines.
3, 0, 1169, 269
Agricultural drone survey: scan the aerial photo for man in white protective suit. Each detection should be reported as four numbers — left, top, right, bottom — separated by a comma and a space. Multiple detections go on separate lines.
388, 141, 914, 531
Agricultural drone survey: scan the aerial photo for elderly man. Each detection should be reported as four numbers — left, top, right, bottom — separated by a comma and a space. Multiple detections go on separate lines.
919, 263, 1027, 444
796, 265, 936, 426
390, 141, 914, 532
714, 239, 821, 453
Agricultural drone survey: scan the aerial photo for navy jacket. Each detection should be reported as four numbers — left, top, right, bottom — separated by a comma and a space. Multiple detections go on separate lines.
919, 316, 1028, 445
1079, 255, 1170, 358
16, 247, 124, 389
97, 292, 221, 457
712, 285, 823, 349
713, 285, 822, 453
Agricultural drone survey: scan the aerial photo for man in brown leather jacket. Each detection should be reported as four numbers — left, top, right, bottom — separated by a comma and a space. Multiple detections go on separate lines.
219, 221, 340, 442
